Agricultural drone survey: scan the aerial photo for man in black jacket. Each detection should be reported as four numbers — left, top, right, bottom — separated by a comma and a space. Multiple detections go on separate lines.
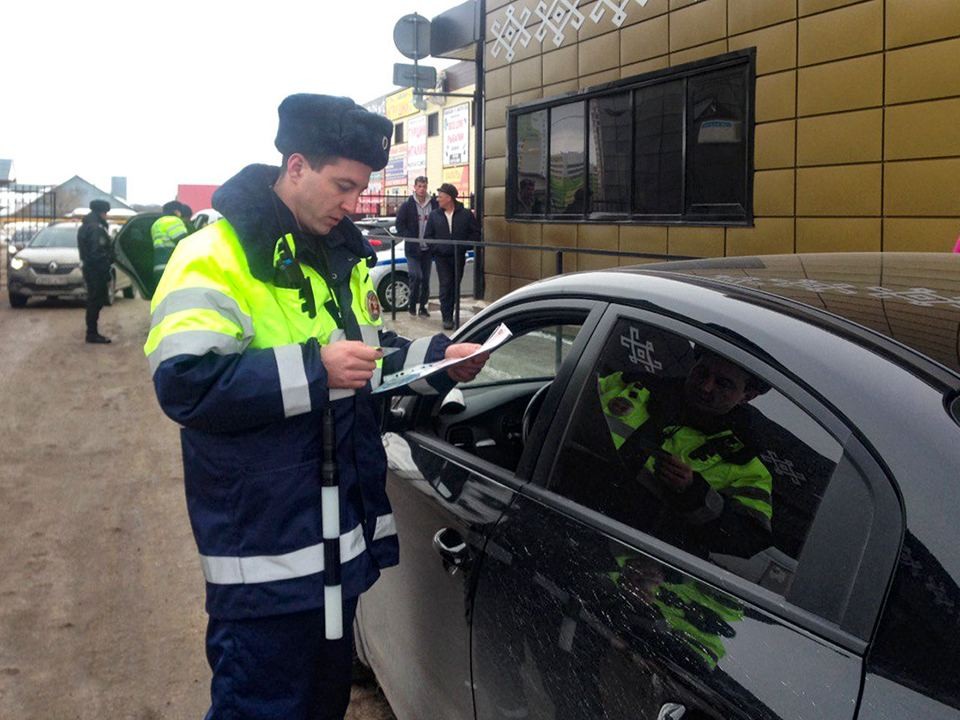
423, 183, 479, 329
394, 176, 438, 317
77, 199, 113, 344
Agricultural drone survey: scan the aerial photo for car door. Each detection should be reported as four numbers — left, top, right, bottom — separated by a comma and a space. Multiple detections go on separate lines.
356, 300, 604, 720
470, 306, 900, 720
112, 212, 161, 300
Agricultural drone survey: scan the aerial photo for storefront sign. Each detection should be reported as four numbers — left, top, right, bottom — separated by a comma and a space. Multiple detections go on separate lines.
407, 115, 427, 183
443, 103, 470, 167
384, 145, 407, 186
442, 165, 469, 198
386, 88, 417, 120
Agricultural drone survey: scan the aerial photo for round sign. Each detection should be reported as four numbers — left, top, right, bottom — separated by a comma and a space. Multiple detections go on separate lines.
393, 13, 431, 60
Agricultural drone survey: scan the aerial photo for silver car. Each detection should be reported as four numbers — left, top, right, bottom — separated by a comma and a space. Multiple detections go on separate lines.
7, 221, 134, 308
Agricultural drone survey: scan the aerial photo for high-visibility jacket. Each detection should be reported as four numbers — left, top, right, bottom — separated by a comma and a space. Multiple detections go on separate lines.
145, 217, 452, 619
151, 215, 189, 249
599, 371, 773, 530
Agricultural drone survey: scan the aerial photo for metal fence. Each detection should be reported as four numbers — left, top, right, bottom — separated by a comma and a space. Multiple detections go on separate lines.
378, 235, 698, 329
0, 184, 58, 288
354, 192, 475, 218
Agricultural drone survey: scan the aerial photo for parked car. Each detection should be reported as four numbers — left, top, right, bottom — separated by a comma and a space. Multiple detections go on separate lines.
354, 215, 399, 247
371, 240, 476, 310
7, 221, 134, 308
356, 252, 960, 720
6, 225, 41, 255
190, 208, 223, 230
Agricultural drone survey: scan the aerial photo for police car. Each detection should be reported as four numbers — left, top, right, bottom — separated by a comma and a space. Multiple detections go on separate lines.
356, 252, 960, 720
369, 239, 475, 311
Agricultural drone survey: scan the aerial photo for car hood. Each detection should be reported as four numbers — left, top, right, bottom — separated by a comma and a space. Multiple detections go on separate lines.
16, 247, 80, 264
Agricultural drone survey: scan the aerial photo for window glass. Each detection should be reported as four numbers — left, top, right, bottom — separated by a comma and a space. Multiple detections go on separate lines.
551, 318, 843, 598
462, 324, 581, 388
507, 52, 753, 223
429, 322, 584, 473
549, 102, 585, 215
686, 65, 748, 215
634, 80, 683, 215
427, 113, 439, 137
515, 110, 548, 215
394, 122, 404, 145
588, 93, 631, 214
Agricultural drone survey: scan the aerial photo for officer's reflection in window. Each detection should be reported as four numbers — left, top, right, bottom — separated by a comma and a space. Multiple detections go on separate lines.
595, 336, 774, 561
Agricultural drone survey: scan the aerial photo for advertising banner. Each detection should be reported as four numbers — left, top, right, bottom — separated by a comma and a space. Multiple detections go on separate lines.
386, 88, 417, 120
406, 116, 427, 183
358, 171, 383, 215
384, 145, 407, 187
442, 165, 469, 198
443, 103, 470, 167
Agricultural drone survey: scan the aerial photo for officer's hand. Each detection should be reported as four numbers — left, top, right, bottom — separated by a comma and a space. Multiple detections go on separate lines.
445, 343, 489, 383
655, 454, 694, 492
321, 341, 382, 389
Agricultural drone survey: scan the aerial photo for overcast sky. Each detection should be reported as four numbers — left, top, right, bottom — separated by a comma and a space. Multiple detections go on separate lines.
1, 0, 461, 205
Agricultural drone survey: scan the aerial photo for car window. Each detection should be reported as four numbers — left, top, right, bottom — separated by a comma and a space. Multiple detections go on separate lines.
418, 318, 587, 474
549, 317, 852, 602
30, 225, 79, 248
461, 324, 581, 387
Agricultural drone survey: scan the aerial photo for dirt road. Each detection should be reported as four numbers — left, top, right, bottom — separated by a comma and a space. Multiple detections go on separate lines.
0, 296, 398, 719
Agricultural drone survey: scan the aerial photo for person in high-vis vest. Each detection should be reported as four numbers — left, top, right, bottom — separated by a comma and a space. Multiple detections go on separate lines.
151, 200, 190, 286
599, 348, 774, 560
145, 94, 487, 720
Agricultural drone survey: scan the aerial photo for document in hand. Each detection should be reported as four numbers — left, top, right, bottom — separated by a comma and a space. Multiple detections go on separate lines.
373, 323, 513, 394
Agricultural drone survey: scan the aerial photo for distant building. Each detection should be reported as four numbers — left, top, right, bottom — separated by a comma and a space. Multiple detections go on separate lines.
177, 184, 219, 212
111, 176, 127, 201
14, 175, 131, 219
0, 159, 14, 186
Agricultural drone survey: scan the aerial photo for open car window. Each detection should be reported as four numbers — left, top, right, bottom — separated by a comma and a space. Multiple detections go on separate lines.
412, 317, 589, 475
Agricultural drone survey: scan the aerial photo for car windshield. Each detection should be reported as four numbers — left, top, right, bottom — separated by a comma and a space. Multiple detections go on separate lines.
29, 225, 78, 248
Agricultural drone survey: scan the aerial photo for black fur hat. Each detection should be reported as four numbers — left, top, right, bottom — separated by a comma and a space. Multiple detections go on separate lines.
89, 199, 111, 214
275, 94, 393, 171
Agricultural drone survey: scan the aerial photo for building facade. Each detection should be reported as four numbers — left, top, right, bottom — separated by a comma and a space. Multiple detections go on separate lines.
362, 62, 478, 217
480, 0, 960, 299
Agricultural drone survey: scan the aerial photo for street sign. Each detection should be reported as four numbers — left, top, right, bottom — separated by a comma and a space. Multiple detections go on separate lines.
393, 13, 431, 60
393, 63, 437, 91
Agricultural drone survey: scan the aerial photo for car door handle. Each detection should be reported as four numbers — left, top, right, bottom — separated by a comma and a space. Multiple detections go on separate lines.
657, 702, 686, 720
433, 528, 469, 567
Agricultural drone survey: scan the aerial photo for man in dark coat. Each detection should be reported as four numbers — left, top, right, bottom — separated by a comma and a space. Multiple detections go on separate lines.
394, 175, 438, 317
77, 199, 113, 344
423, 183, 480, 329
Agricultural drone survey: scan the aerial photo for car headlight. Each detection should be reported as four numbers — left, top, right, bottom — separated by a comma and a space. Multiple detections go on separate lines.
7, 244, 16, 255
10, 257, 26, 270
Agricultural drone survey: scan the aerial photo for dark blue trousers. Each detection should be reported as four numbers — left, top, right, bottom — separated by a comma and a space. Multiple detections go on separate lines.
406, 249, 433, 311
204, 598, 358, 720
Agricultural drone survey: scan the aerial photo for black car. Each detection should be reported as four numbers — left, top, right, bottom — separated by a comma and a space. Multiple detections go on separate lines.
356, 252, 960, 720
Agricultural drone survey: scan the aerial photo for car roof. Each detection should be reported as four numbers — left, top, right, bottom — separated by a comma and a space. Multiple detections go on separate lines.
504, 252, 960, 380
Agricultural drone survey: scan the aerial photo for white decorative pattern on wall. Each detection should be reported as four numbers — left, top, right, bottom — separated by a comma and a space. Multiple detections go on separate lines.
535, 0, 586, 48
491, 6, 533, 62
489, 0, 678, 62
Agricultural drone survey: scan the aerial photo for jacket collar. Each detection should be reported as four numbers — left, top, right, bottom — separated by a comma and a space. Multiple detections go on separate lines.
212, 163, 376, 282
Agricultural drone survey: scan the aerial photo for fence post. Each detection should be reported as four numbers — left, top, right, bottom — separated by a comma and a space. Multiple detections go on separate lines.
555, 250, 563, 276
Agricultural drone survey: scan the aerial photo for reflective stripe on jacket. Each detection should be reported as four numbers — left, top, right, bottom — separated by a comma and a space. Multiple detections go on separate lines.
145, 218, 451, 619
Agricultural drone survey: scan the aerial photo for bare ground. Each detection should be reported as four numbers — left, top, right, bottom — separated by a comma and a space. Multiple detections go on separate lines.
0, 296, 397, 719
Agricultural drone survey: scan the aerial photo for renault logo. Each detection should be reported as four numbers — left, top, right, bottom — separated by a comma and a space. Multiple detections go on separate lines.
48, 261, 58, 273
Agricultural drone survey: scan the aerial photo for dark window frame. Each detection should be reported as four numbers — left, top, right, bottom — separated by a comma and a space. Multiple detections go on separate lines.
427, 112, 439, 137
394, 122, 404, 145
506, 49, 756, 226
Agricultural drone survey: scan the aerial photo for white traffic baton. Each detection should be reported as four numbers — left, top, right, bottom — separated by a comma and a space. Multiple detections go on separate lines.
321, 406, 343, 639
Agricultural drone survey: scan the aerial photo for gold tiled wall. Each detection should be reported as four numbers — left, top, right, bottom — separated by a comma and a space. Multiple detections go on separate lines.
482, 0, 960, 299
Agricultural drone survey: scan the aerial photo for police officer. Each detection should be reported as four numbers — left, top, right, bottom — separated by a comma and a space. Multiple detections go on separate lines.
145, 94, 487, 719
150, 200, 190, 286
599, 348, 773, 559
77, 198, 113, 344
